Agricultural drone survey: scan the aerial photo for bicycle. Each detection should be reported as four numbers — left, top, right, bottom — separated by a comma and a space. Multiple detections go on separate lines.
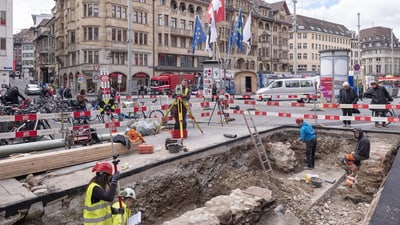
124, 98, 164, 123
371, 105, 399, 127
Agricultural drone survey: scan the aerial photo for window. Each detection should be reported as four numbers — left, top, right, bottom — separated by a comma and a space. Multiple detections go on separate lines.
188, 21, 194, 30
300, 80, 312, 87
111, 28, 127, 42
272, 81, 282, 88
133, 11, 147, 24
180, 37, 186, 48
171, 18, 177, 28
164, 34, 169, 46
134, 53, 148, 66
180, 19, 185, 29
158, 14, 163, 26
84, 3, 99, 17
111, 5, 127, 19
303, 53, 307, 60
134, 32, 148, 45
84, 50, 99, 63
181, 56, 194, 67
285, 80, 299, 88
158, 54, 177, 66
110, 52, 126, 65
297, 53, 301, 60
0, 11, 6, 25
164, 15, 169, 26
297, 43, 301, 49
303, 33, 307, 39
303, 43, 307, 49
160, 0, 165, 5
171, 35, 177, 47
84, 27, 99, 41
70, 31, 75, 43
0, 38, 6, 54
158, 33, 162, 46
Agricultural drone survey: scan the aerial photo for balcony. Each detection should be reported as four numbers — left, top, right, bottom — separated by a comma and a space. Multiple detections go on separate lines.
169, 27, 192, 37
257, 56, 270, 61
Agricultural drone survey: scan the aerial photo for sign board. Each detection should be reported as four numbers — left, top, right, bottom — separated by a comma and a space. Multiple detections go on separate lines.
77, 74, 84, 83
92, 73, 100, 83
118, 74, 122, 84
353, 64, 360, 71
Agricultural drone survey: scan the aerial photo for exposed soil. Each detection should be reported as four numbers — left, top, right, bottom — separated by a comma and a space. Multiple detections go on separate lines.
126, 130, 396, 225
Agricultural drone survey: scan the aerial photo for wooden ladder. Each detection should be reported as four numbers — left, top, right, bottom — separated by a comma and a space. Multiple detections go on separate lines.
243, 110, 275, 176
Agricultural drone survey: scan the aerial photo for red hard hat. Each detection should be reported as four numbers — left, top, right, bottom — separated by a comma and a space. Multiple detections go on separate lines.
295, 117, 303, 124
92, 161, 113, 175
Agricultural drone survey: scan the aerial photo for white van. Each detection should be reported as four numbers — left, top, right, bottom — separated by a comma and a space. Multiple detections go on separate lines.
255, 78, 318, 102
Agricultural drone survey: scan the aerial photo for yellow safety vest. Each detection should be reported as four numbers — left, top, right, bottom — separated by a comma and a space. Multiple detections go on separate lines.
83, 182, 113, 225
111, 201, 131, 225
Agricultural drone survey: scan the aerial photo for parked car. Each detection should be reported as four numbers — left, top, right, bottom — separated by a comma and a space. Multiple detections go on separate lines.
25, 84, 41, 95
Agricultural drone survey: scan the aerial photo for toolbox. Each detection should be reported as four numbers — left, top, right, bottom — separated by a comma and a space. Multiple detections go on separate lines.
138, 144, 154, 154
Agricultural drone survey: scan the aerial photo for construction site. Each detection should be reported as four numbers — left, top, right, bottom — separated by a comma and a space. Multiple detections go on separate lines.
0, 108, 399, 225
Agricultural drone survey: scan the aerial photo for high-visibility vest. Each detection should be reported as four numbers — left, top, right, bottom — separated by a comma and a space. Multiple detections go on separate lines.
83, 182, 113, 225
111, 201, 131, 225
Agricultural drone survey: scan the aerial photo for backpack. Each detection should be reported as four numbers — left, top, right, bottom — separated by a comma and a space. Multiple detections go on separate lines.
63, 88, 72, 99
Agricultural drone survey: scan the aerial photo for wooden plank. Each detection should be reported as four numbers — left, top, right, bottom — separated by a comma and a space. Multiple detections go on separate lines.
0, 142, 141, 180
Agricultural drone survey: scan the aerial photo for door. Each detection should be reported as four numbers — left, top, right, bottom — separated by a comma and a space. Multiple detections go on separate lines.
245, 76, 252, 92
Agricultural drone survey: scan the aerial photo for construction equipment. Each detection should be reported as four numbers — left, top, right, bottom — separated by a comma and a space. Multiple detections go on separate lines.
157, 95, 203, 141
243, 110, 274, 176
208, 95, 229, 126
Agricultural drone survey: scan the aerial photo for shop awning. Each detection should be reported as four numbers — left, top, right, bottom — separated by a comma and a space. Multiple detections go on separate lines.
133, 73, 148, 78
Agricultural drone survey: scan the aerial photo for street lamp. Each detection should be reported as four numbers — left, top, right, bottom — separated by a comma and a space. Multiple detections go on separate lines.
357, 12, 361, 93
293, 0, 297, 77
127, 0, 132, 95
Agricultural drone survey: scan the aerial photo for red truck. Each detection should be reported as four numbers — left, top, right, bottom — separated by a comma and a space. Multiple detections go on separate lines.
149, 73, 195, 95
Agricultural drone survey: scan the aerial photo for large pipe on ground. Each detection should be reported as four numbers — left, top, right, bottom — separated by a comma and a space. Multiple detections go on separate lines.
0, 133, 120, 158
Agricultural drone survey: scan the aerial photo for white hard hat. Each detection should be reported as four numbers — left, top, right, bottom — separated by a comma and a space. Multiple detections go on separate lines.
120, 188, 136, 199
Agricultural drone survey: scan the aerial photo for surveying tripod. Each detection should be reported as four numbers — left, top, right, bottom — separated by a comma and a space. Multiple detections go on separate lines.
157, 96, 203, 142
208, 95, 229, 126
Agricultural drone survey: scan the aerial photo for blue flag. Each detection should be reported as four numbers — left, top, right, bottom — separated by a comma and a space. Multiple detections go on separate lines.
227, 20, 235, 54
235, 9, 243, 52
192, 15, 207, 54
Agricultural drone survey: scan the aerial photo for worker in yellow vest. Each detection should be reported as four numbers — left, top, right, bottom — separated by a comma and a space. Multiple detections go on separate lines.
83, 161, 120, 225
171, 80, 191, 133
112, 188, 136, 225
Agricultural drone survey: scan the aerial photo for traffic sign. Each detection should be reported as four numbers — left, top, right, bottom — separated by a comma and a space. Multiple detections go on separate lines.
77, 76, 84, 83
354, 64, 360, 71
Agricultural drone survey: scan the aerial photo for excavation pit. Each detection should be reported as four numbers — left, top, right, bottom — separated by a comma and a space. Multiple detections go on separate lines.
1, 126, 399, 225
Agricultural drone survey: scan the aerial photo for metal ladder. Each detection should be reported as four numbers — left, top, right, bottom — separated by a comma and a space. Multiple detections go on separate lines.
243, 111, 275, 176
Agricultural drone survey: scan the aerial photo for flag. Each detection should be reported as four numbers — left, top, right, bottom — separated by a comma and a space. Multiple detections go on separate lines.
205, 12, 218, 57
243, 12, 252, 55
235, 9, 243, 52
206, 0, 225, 23
227, 20, 235, 54
192, 15, 207, 54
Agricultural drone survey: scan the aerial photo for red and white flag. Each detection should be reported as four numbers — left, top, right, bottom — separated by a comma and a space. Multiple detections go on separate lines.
206, 0, 225, 24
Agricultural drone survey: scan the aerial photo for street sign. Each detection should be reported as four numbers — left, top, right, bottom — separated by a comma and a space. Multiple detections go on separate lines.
353, 64, 360, 71
77, 74, 84, 83
117, 74, 122, 84
92, 73, 100, 83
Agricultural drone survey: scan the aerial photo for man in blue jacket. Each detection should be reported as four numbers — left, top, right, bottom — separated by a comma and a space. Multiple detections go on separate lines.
295, 117, 317, 170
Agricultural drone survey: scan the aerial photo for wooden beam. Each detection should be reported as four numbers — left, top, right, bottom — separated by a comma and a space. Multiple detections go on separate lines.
0, 142, 140, 180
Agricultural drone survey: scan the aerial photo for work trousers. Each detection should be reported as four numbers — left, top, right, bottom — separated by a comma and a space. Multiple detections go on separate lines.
305, 138, 317, 168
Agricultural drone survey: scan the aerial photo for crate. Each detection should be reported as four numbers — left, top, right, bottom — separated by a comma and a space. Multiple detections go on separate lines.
138, 144, 154, 154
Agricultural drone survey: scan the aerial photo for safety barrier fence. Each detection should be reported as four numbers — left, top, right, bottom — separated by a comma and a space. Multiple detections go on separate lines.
0, 96, 399, 140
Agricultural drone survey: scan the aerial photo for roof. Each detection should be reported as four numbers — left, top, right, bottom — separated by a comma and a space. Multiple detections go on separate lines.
269, 1, 290, 15
360, 26, 397, 41
292, 15, 350, 37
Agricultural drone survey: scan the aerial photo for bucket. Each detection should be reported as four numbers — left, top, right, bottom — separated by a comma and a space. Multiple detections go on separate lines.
171, 129, 187, 138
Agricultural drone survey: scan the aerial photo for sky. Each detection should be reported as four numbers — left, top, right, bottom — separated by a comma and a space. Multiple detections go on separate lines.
12, 0, 400, 37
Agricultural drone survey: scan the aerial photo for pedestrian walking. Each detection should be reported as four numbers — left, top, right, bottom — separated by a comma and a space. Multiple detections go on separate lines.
364, 81, 393, 127
294, 117, 317, 170
337, 81, 358, 127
